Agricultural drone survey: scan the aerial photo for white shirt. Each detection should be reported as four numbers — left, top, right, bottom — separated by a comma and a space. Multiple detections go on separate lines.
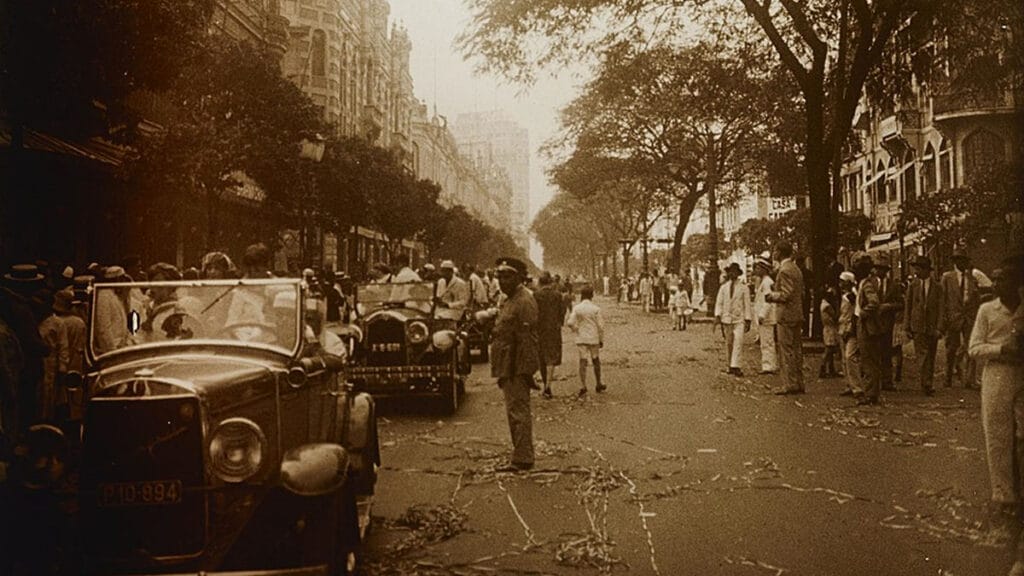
715, 278, 751, 324
969, 299, 1019, 362
392, 267, 422, 283
754, 275, 777, 325
468, 273, 489, 307
567, 299, 604, 345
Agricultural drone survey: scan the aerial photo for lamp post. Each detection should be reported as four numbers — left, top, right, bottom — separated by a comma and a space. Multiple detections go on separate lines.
298, 134, 326, 268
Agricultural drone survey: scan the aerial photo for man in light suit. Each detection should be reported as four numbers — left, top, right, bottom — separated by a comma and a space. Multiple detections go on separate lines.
905, 255, 944, 396
714, 262, 751, 376
941, 251, 986, 388
767, 242, 805, 395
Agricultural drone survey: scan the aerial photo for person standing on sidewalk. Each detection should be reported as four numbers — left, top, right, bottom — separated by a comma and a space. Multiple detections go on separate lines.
489, 257, 540, 471
567, 285, 605, 396
943, 251, 987, 388
905, 255, 944, 396
838, 271, 863, 397
767, 242, 805, 395
534, 272, 565, 398
967, 257, 1023, 550
752, 258, 778, 375
819, 287, 841, 379
715, 263, 751, 377
854, 253, 885, 405
874, 254, 903, 391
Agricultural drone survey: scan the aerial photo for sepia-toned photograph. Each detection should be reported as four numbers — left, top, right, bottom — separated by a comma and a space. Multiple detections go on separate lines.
1, 0, 1022, 574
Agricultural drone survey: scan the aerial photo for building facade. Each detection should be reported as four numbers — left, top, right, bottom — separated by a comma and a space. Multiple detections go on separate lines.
410, 102, 512, 232
841, 79, 1021, 275
453, 111, 531, 252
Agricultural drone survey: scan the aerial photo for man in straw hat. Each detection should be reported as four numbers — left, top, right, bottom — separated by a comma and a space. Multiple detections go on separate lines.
752, 256, 778, 374
714, 262, 751, 377
904, 255, 944, 396
488, 257, 540, 471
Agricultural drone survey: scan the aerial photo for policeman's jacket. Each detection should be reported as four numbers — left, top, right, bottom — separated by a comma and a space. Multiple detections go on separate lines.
489, 285, 540, 379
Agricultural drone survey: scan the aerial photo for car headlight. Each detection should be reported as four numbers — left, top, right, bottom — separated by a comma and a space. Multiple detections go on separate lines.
407, 321, 429, 345
209, 417, 264, 483
431, 329, 456, 351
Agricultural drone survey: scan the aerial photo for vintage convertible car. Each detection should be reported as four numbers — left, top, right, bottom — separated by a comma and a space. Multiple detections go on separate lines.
344, 281, 471, 414
5, 278, 379, 576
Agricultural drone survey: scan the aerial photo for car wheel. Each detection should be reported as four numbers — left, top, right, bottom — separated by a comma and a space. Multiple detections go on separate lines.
440, 376, 459, 415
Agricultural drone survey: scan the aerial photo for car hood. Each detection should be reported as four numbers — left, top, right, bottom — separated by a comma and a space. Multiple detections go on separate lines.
93, 353, 280, 411
363, 307, 432, 323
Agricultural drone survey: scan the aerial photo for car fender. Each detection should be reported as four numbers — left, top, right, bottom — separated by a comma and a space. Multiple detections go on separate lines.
280, 443, 349, 497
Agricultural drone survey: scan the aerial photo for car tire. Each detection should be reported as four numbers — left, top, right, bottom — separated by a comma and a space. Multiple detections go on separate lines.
440, 376, 459, 415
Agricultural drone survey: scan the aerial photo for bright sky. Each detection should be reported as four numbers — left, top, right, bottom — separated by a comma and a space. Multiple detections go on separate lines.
388, 0, 585, 264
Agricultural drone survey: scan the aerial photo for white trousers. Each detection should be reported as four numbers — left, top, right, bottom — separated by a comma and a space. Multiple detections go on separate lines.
725, 322, 745, 369
980, 361, 1024, 504
758, 324, 777, 372
843, 335, 863, 394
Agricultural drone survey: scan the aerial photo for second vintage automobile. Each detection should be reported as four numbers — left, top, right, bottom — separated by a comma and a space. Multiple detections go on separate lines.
343, 281, 471, 414
4, 278, 379, 576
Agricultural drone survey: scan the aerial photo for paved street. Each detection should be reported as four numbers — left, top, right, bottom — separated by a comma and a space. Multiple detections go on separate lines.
363, 297, 1010, 576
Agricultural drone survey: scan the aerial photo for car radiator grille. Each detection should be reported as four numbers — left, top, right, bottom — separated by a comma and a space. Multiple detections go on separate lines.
80, 396, 206, 559
365, 317, 406, 365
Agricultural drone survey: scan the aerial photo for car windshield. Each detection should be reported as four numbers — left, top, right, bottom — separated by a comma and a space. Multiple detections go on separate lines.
356, 281, 435, 316
89, 278, 302, 359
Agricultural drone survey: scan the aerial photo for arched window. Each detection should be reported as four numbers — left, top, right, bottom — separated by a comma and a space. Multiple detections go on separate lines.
311, 30, 326, 77
922, 142, 937, 193
939, 139, 953, 189
963, 129, 1006, 183
875, 160, 886, 205
901, 149, 916, 202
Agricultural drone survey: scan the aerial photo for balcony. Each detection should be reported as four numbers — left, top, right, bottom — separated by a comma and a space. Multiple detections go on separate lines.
265, 14, 290, 59
933, 88, 1020, 123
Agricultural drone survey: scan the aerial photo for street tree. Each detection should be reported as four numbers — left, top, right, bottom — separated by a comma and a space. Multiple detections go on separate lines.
459, 0, 1016, 293
130, 36, 323, 252
548, 41, 792, 275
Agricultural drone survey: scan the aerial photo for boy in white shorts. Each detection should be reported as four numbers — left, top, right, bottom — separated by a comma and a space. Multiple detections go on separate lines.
567, 285, 605, 396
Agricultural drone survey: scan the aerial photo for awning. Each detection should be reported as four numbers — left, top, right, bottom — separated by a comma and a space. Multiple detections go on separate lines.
0, 127, 131, 166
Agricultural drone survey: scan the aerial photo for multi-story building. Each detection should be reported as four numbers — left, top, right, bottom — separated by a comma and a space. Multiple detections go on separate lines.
410, 102, 511, 232
840, 77, 1021, 275
211, 0, 290, 56
278, 0, 414, 166
453, 111, 531, 252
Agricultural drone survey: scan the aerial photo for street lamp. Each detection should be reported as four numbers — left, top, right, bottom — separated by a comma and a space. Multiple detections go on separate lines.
298, 134, 326, 267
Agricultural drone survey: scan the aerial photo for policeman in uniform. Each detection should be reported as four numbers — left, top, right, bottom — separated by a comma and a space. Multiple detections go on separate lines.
487, 257, 540, 471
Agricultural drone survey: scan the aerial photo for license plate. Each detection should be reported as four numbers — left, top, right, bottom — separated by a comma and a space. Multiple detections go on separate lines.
98, 480, 182, 507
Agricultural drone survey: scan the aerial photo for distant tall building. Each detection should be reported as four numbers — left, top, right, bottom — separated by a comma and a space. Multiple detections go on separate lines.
453, 111, 530, 251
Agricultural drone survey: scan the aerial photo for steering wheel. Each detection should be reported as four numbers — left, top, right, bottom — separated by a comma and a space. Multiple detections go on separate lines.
216, 323, 278, 344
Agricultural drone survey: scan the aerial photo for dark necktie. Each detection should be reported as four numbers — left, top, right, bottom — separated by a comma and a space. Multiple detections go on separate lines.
960, 273, 966, 302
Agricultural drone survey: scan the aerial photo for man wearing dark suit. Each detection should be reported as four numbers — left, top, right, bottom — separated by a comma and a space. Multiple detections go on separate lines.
767, 242, 805, 395
873, 254, 903, 390
941, 251, 984, 388
855, 253, 885, 405
905, 255, 945, 396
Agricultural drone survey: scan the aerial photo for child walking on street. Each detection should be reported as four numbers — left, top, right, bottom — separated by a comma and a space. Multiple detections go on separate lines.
669, 285, 691, 330
567, 285, 605, 396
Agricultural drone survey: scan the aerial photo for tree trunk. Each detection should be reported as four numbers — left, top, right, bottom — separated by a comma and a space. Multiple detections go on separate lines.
669, 192, 702, 275
805, 87, 834, 341
706, 141, 720, 270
